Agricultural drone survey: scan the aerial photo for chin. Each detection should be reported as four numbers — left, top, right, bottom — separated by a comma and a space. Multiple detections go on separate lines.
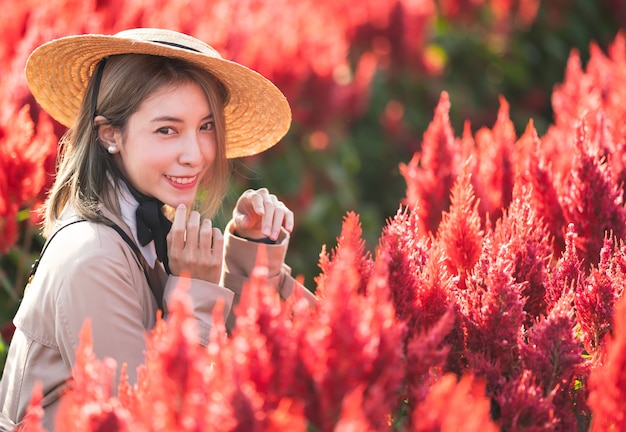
162, 196, 195, 209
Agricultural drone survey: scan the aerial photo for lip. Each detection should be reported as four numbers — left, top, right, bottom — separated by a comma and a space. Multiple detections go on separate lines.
164, 174, 199, 189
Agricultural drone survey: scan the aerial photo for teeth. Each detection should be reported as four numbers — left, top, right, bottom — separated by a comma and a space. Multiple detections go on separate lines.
166, 175, 196, 185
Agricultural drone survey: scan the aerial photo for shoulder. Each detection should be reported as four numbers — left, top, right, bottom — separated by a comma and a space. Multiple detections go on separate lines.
46, 219, 135, 263
35, 219, 144, 292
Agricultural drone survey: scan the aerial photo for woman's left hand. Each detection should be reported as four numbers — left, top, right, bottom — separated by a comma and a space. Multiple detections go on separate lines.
232, 188, 294, 242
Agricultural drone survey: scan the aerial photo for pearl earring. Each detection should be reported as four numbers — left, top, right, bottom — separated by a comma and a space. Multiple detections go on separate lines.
107, 145, 118, 154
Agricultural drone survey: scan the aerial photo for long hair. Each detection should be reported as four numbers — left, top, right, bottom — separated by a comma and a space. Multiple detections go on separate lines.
43, 54, 230, 237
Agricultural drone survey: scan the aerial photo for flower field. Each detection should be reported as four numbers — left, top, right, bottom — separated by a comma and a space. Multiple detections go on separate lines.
2, 0, 626, 430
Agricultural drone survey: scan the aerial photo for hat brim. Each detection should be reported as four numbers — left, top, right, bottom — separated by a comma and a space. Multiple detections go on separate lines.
25, 30, 292, 158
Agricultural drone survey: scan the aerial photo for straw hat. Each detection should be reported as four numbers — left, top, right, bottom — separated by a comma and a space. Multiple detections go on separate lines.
25, 28, 292, 158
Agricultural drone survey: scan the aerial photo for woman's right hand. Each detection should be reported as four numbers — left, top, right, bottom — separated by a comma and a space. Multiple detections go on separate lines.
167, 204, 223, 283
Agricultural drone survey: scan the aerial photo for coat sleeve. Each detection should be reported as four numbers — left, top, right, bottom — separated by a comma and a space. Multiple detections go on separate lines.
220, 220, 317, 330
162, 276, 234, 345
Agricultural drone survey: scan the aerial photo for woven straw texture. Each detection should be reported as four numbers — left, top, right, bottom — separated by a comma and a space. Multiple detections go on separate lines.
25, 28, 292, 158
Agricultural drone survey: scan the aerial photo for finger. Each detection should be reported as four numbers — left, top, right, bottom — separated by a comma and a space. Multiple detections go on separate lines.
270, 204, 294, 238
261, 194, 276, 237
211, 228, 224, 260
284, 207, 294, 232
168, 204, 187, 252
185, 211, 201, 250
198, 219, 214, 254
250, 189, 267, 216
235, 213, 252, 229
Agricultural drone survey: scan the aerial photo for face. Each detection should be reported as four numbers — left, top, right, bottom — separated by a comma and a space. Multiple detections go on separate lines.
111, 81, 217, 208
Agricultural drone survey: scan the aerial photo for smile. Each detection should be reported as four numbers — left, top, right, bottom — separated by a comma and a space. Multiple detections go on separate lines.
165, 175, 198, 185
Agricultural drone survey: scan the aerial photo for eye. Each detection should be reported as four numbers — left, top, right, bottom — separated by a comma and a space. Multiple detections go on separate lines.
156, 126, 176, 135
200, 121, 215, 132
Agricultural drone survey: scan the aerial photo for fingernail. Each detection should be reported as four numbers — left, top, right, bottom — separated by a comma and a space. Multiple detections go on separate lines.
263, 227, 271, 236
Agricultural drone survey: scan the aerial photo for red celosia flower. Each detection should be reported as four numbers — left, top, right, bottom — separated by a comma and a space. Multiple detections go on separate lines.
575, 235, 623, 357
588, 290, 626, 431
520, 290, 585, 430
545, 223, 585, 309
412, 373, 498, 432
490, 183, 553, 323
55, 320, 132, 431
225, 263, 310, 430
303, 228, 405, 431
495, 370, 558, 431
264, 398, 308, 432
316, 211, 373, 297
435, 170, 484, 290
404, 307, 455, 407
332, 386, 376, 432
375, 207, 427, 329
473, 97, 516, 222
0, 107, 56, 252
545, 31, 626, 196
377, 206, 452, 344
515, 121, 568, 254
17, 382, 46, 432
459, 233, 526, 386
400, 91, 461, 234
559, 120, 626, 268
131, 279, 220, 431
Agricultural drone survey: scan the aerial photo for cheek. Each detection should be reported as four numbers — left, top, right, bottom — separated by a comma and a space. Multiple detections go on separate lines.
202, 138, 219, 163
124, 148, 169, 178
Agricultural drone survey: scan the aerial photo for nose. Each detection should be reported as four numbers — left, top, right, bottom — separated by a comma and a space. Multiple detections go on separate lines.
179, 132, 202, 166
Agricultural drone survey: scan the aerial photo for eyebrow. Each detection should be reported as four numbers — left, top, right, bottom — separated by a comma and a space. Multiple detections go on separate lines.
151, 113, 214, 123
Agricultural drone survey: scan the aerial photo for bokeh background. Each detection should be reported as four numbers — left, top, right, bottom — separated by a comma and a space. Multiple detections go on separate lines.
0, 0, 624, 337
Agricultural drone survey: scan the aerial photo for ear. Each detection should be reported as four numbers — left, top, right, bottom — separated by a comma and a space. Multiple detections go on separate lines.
94, 115, 119, 149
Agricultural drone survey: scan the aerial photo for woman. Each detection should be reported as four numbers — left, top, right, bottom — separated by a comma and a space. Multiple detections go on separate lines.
0, 28, 310, 430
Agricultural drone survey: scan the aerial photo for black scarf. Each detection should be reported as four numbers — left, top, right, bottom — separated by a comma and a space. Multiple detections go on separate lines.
124, 181, 173, 274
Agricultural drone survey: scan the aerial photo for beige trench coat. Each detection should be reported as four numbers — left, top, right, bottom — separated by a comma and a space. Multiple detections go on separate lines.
0, 205, 306, 431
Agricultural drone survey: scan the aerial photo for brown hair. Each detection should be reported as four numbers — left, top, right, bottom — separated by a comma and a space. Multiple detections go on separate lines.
43, 54, 230, 236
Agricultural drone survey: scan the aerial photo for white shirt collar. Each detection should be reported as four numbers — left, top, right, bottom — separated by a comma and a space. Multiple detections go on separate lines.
118, 181, 158, 268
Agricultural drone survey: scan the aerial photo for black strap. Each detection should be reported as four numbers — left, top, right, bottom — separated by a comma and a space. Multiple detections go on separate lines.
28, 219, 163, 310
27, 219, 85, 283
